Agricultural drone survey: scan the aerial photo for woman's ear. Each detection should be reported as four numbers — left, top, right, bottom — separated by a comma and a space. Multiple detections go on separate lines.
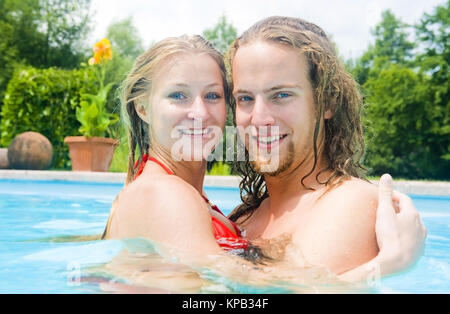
324, 108, 333, 120
134, 100, 150, 124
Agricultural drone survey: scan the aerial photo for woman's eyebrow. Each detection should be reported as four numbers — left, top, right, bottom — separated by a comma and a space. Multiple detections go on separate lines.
204, 83, 221, 88
169, 83, 221, 88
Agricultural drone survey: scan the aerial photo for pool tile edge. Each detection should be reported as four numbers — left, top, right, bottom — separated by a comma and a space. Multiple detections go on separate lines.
0, 170, 449, 195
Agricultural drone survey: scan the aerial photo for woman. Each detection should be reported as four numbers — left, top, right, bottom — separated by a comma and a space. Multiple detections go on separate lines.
101, 34, 425, 283
102, 35, 248, 255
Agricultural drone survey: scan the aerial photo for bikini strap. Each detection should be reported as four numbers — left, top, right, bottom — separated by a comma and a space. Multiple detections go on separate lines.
147, 157, 174, 175
133, 154, 174, 180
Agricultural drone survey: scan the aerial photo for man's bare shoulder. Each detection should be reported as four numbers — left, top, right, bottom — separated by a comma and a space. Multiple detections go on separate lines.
292, 177, 379, 274
317, 177, 378, 212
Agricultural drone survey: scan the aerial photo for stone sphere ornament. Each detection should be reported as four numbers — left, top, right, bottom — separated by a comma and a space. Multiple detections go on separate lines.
7, 132, 53, 170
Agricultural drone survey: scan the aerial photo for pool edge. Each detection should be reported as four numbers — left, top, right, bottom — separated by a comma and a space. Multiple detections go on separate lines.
0, 169, 449, 196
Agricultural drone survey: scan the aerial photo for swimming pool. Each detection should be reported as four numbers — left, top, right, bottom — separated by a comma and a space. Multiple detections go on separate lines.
0, 179, 449, 293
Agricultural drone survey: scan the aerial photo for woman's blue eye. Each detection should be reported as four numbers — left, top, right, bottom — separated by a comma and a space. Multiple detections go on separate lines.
205, 93, 221, 100
169, 92, 186, 100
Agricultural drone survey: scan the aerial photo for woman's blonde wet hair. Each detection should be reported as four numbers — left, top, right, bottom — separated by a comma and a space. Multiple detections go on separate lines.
227, 16, 366, 222
120, 35, 230, 184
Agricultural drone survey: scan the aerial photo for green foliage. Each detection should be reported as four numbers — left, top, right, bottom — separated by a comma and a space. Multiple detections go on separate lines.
360, 2, 450, 180
207, 162, 232, 176
363, 64, 449, 179
103, 18, 144, 132
0, 66, 97, 168
202, 15, 237, 54
106, 17, 145, 59
0, 0, 92, 126
109, 125, 129, 172
349, 10, 415, 86
76, 80, 119, 137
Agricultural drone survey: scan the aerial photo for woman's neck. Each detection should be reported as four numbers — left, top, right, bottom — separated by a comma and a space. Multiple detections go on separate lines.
147, 148, 207, 195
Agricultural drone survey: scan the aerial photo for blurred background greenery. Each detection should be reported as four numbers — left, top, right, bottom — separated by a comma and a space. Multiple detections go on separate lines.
0, 0, 448, 179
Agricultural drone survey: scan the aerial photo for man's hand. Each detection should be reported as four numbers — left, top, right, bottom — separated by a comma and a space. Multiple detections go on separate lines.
338, 174, 427, 283
375, 174, 427, 275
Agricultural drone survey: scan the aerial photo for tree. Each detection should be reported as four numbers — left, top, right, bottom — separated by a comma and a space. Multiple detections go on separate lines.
0, 0, 92, 130
361, 2, 450, 179
202, 15, 237, 54
0, 0, 91, 70
350, 10, 415, 86
414, 0, 450, 163
39, 0, 92, 68
106, 17, 144, 59
363, 65, 450, 179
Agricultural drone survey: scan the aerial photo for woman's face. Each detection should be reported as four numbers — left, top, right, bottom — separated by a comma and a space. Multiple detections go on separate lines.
137, 53, 226, 161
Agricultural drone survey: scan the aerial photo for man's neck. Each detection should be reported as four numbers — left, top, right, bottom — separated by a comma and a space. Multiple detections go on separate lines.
263, 154, 331, 217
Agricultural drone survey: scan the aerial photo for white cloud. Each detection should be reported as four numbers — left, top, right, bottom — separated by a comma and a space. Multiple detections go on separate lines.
90, 0, 445, 59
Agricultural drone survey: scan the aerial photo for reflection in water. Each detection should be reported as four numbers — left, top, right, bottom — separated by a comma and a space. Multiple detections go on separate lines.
79, 237, 375, 294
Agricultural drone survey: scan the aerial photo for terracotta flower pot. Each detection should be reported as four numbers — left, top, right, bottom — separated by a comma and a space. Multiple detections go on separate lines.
64, 136, 119, 172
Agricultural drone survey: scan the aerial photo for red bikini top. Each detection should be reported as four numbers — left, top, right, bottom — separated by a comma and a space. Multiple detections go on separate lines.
133, 154, 248, 251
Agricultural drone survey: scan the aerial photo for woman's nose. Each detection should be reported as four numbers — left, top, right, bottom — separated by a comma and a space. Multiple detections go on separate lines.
188, 96, 210, 121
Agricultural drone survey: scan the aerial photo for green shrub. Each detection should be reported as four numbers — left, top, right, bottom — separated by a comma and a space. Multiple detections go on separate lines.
109, 124, 129, 173
0, 66, 97, 169
363, 64, 450, 179
207, 162, 232, 176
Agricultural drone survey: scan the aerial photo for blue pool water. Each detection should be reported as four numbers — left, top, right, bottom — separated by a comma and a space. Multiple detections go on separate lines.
0, 179, 449, 293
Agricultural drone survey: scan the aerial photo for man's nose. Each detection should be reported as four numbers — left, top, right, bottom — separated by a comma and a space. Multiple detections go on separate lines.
250, 96, 275, 127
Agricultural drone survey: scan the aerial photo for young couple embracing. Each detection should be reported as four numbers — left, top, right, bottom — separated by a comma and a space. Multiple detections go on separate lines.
101, 16, 426, 286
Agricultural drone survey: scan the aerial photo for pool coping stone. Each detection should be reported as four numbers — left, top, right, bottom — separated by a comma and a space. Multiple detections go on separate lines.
0, 169, 449, 196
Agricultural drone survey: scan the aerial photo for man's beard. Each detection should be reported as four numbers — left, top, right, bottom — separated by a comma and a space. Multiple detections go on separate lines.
250, 141, 295, 177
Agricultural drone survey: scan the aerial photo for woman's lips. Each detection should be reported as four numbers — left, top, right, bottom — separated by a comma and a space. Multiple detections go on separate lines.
178, 127, 213, 139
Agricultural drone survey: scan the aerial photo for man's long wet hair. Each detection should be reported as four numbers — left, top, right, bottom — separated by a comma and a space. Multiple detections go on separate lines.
226, 16, 366, 223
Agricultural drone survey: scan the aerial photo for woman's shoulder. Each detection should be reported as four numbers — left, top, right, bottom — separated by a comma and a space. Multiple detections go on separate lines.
126, 173, 196, 200
117, 174, 204, 218
117, 174, 209, 222
111, 173, 220, 253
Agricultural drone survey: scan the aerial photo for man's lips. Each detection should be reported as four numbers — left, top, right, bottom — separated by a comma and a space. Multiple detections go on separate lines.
252, 134, 288, 149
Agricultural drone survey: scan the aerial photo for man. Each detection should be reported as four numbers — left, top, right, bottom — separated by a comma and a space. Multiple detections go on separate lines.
227, 16, 426, 280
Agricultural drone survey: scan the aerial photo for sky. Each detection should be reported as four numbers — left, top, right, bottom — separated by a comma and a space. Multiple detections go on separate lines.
89, 0, 445, 59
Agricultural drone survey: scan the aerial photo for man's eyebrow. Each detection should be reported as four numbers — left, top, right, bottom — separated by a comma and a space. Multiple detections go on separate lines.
263, 84, 302, 93
233, 85, 302, 95
233, 88, 252, 95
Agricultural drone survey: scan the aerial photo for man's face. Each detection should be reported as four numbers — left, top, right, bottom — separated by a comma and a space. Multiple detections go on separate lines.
232, 40, 318, 175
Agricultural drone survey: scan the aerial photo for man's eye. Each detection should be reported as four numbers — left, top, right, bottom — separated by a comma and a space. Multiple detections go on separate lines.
169, 92, 187, 100
238, 96, 253, 102
205, 93, 221, 100
274, 92, 290, 99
